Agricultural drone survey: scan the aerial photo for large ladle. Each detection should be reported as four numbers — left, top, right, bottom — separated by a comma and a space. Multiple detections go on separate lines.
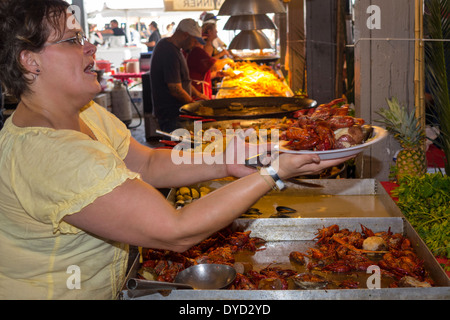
126, 264, 236, 296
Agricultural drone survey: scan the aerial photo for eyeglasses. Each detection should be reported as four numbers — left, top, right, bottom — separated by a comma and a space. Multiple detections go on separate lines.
46, 31, 88, 47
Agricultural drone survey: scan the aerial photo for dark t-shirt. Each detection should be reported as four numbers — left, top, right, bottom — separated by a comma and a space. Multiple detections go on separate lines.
147, 29, 161, 52
150, 38, 191, 130
111, 27, 128, 43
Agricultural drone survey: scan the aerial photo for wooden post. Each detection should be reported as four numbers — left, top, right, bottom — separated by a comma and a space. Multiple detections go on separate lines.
305, 0, 337, 104
354, 0, 415, 180
414, 0, 426, 151
286, 0, 306, 94
335, 0, 346, 98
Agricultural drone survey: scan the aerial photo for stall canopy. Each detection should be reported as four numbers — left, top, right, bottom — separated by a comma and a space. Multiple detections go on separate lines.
85, 0, 225, 18
86, 0, 165, 19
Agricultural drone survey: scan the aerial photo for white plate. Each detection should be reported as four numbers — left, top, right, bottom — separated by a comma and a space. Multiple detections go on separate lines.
274, 125, 388, 160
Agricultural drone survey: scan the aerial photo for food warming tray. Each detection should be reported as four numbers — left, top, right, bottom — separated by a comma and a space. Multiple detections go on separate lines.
179, 97, 317, 120
119, 179, 450, 300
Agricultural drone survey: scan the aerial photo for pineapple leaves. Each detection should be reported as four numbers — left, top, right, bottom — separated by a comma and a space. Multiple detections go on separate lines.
376, 97, 425, 148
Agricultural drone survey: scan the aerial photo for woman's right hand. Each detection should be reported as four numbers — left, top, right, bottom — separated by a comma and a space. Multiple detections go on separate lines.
274, 153, 354, 180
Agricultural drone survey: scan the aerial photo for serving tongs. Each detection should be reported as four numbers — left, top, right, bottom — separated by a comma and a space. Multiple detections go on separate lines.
156, 130, 211, 150
156, 130, 198, 147
213, 86, 238, 90
179, 114, 217, 122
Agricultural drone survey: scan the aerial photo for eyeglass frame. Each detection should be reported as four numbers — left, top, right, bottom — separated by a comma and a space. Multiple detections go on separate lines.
45, 31, 89, 47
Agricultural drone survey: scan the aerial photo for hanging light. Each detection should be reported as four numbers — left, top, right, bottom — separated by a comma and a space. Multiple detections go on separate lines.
218, 0, 286, 16
223, 14, 277, 30
228, 30, 273, 50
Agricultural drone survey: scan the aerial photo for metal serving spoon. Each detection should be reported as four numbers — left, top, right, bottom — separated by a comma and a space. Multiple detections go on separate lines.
126, 264, 236, 292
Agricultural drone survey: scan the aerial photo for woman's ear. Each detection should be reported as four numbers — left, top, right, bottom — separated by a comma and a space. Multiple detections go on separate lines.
19, 50, 41, 76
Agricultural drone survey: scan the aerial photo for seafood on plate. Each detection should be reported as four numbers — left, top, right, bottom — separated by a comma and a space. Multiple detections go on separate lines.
280, 98, 374, 151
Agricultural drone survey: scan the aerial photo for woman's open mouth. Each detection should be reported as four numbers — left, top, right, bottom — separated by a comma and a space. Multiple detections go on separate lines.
84, 62, 97, 76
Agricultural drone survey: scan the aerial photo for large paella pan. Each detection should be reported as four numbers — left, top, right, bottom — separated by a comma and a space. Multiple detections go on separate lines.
179, 97, 317, 120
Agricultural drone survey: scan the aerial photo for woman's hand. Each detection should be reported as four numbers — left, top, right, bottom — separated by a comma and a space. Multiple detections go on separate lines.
221, 131, 353, 180
274, 153, 354, 180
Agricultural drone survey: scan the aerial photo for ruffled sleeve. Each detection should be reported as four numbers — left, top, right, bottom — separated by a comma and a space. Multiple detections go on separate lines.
11, 132, 140, 234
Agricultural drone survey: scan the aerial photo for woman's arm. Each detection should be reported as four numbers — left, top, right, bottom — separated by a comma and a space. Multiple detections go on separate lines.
123, 136, 253, 188
63, 148, 352, 252
63, 169, 271, 252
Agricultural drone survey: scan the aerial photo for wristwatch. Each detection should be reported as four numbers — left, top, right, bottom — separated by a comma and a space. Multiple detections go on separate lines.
265, 165, 286, 191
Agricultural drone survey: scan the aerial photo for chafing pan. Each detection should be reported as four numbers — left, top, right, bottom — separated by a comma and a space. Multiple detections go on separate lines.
120, 179, 450, 300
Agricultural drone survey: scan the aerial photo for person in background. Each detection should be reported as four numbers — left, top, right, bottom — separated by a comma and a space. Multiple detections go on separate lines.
187, 24, 233, 99
201, 22, 233, 61
128, 25, 142, 46
150, 18, 209, 132
145, 21, 161, 53
200, 12, 232, 59
88, 24, 103, 46
100, 19, 128, 43
0, 0, 353, 299
162, 22, 175, 38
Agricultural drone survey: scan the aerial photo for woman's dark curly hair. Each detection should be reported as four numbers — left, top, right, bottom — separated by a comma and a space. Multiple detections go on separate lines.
0, 0, 69, 99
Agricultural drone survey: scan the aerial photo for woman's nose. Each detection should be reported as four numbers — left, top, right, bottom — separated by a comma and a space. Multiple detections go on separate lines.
84, 41, 97, 56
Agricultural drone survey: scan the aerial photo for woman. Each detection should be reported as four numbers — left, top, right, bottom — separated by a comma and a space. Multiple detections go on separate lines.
0, 0, 352, 299
202, 22, 233, 60
187, 41, 231, 100
187, 23, 232, 99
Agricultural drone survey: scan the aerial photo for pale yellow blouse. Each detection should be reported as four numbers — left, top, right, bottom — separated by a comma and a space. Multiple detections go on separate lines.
0, 102, 140, 299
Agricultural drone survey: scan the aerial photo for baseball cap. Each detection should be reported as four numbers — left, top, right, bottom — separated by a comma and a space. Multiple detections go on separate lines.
202, 13, 219, 24
176, 18, 205, 45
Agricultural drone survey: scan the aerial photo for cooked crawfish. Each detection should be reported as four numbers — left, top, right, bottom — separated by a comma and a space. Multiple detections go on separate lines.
229, 273, 257, 290
314, 224, 340, 243
291, 273, 328, 289
284, 126, 321, 150
378, 250, 430, 282
139, 227, 265, 285
282, 98, 369, 151
290, 224, 434, 287
289, 251, 306, 265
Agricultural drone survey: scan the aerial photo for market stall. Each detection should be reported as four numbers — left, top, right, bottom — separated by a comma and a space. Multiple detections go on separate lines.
1, 0, 448, 302
137, 89, 449, 300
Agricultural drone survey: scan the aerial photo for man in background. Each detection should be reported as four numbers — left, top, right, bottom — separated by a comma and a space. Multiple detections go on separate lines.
150, 18, 208, 132
145, 21, 161, 53
100, 19, 128, 43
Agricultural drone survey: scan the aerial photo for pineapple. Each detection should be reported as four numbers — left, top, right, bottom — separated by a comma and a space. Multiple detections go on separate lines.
376, 97, 427, 181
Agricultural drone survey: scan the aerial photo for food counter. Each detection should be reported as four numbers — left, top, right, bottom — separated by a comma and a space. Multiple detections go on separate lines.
119, 179, 450, 300
132, 92, 449, 301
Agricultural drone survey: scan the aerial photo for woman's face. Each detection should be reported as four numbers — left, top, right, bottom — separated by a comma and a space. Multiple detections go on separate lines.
206, 25, 218, 41
38, 14, 100, 101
